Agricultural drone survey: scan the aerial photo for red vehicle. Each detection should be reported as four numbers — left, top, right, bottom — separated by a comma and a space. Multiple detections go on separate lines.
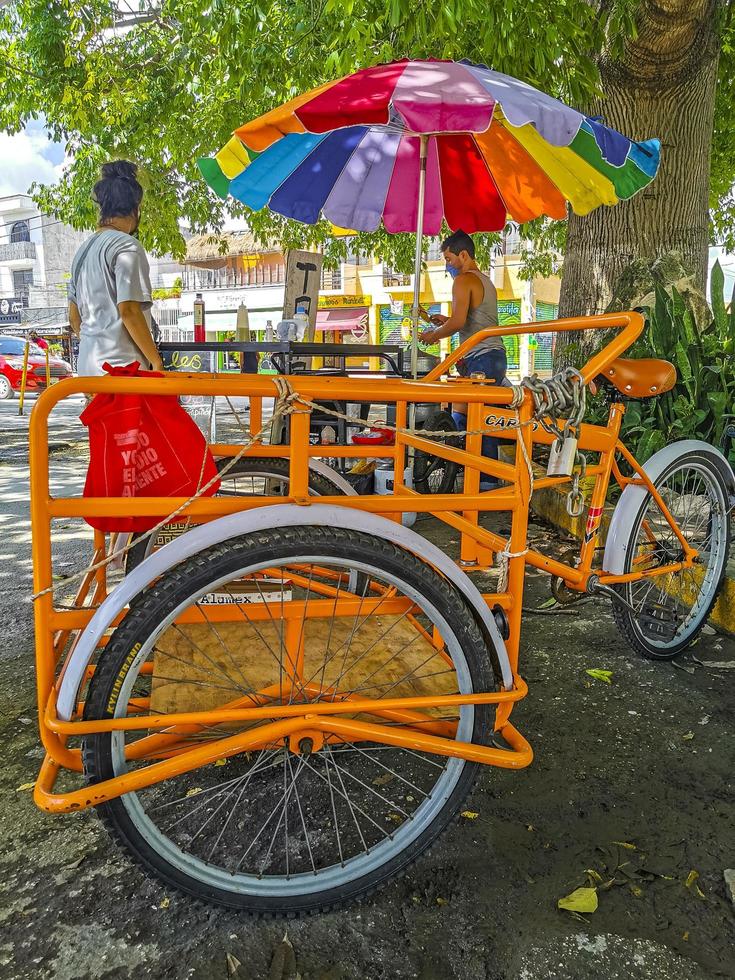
0, 335, 73, 400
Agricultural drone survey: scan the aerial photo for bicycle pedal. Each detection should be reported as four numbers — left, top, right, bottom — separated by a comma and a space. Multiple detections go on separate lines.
638, 608, 678, 640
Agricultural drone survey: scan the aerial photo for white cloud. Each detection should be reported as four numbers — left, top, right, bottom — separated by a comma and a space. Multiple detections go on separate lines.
0, 127, 66, 197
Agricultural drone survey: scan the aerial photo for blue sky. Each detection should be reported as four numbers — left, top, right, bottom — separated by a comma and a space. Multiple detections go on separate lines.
0, 118, 65, 197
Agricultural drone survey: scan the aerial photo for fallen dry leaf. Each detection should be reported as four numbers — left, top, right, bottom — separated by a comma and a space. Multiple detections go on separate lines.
435, 897, 448, 906
269, 932, 297, 980
214, 758, 227, 767
558, 887, 598, 913
371, 773, 395, 787
685, 870, 706, 899
611, 841, 637, 850
15, 782, 35, 792
461, 810, 479, 820
681, 731, 695, 741
159, 897, 170, 909
226, 952, 242, 976
185, 787, 203, 798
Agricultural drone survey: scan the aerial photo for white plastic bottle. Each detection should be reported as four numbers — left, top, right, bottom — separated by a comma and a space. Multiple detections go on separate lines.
293, 305, 309, 341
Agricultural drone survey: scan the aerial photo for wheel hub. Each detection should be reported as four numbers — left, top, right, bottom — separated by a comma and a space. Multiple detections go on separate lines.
288, 729, 324, 756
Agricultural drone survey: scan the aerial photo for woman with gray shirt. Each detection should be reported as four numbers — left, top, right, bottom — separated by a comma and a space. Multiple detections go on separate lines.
68, 160, 163, 375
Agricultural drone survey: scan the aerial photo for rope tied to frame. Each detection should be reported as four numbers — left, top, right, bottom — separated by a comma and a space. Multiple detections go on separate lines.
33, 369, 587, 601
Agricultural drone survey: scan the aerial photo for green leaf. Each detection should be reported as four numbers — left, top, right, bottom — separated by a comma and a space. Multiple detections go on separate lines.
675, 342, 693, 381
707, 391, 727, 418
585, 668, 613, 684
710, 261, 727, 336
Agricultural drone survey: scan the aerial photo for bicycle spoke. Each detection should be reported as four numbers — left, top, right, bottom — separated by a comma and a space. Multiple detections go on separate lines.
97, 532, 485, 901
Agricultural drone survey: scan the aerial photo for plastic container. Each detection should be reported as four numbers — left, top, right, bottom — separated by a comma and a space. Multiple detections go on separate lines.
293, 306, 309, 342
351, 426, 395, 446
375, 464, 416, 528
276, 319, 297, 342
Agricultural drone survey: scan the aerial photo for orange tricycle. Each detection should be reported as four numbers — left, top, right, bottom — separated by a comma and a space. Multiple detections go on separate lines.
29, 311, 733, 913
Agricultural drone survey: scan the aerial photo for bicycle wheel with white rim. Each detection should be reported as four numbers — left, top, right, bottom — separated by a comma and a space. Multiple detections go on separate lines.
123, 456, 347, 573
83, 526, 496, 913
612, 451, 731, 659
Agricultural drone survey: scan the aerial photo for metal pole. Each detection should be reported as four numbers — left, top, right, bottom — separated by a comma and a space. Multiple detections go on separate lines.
410, 134, 429, 380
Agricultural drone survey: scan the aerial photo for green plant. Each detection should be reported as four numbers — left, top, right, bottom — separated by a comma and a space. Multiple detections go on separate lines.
588, 261, 735, 462
152, 283, 182, 300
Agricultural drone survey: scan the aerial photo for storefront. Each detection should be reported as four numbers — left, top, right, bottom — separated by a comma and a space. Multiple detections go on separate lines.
314, 295, 371, 368
378, 301, 441, 356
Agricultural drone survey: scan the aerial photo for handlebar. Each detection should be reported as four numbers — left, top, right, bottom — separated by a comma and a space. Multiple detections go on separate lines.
423, 311, 646, 385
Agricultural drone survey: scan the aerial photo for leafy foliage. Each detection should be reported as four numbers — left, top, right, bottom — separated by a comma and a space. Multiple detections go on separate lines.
589, 261, 735, 462
0, 0, 630, 262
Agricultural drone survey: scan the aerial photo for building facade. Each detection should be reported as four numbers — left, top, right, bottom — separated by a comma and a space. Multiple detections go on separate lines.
0, 195, 93, 335
168, 228, 561, 379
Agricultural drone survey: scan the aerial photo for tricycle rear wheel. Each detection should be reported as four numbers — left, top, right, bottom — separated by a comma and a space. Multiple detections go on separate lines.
84, 526, 496, 913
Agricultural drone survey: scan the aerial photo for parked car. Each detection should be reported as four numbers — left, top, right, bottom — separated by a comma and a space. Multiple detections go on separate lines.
0, 335, 74, 399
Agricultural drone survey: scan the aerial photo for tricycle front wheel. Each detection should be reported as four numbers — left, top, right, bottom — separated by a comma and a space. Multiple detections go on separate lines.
612, 452, 731, 659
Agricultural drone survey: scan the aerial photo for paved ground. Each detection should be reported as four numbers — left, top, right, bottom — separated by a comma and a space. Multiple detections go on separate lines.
0, 397, 733, 979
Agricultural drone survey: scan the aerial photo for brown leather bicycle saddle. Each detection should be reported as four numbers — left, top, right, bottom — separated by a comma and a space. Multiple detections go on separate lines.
601, 358, 677, 398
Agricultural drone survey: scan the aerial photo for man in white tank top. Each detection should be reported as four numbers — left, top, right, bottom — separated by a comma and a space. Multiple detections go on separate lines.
419, 230, 507, 489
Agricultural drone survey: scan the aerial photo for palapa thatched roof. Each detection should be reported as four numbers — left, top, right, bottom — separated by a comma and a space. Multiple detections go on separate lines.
185, 231, 280, 264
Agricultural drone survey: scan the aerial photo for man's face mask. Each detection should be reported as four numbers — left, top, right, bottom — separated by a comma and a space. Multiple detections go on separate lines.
444, 250, 463, 278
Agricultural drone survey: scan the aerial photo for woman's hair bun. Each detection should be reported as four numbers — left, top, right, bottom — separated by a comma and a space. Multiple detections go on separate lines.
100, 160, 138, 183
93, 159, 143, 221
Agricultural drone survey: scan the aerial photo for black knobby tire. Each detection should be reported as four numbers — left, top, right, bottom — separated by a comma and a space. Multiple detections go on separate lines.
123, 455, 347, 573
611, 451, 731, 660
413, 410, 460, 495
83, 526, 496, 914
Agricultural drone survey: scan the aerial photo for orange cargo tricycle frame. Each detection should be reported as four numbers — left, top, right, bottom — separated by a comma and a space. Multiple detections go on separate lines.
28, 310, 709, 822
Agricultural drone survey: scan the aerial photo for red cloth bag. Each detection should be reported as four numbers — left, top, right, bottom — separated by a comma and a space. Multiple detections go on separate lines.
80, 362, 220, 532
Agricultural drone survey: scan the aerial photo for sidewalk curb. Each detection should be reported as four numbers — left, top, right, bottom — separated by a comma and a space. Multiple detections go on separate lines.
524, 458, 735, 635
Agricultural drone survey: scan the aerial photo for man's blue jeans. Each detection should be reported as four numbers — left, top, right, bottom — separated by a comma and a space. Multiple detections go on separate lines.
452, 348, 508, 489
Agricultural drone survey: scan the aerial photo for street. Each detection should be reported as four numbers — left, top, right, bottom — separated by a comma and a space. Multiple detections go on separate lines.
0, 404, 733, 980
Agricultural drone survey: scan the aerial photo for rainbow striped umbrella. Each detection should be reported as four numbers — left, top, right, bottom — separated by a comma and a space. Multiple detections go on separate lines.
198, 59, 660, 372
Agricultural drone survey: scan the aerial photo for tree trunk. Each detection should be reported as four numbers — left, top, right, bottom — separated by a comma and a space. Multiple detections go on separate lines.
555, 0, 720, 367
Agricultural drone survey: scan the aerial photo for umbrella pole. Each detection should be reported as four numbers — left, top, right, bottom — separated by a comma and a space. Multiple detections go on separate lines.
410, 134, 429, 380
